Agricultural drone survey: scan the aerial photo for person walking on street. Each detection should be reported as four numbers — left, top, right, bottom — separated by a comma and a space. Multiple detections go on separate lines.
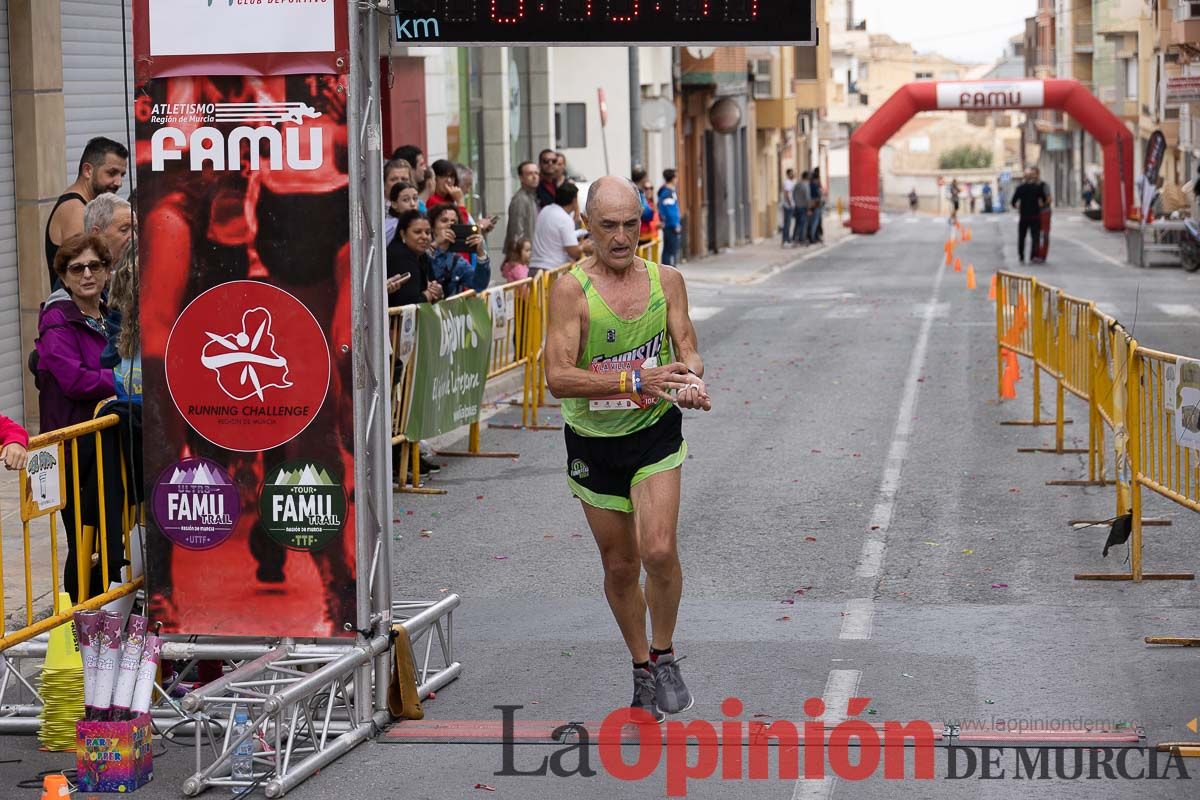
966, 183, 976, 215
781, 168, 797, 245
1012, 168, 1049, 264
908, 187, 919, 214
792, 172, 812, 246
657, 169, 682, 267
544, 176, 711, 723
981, 182, 993, 213
947, 179, 960, 223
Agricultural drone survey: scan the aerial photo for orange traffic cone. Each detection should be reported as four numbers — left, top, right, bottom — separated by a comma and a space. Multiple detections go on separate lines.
945, 251, 953, 266
953, 257, 962, 273
987, 273, 997, 300
41, 774, 70, 800
966, 264, 976, 289
1001, 351, 1020, 399
964, 228, 972, 242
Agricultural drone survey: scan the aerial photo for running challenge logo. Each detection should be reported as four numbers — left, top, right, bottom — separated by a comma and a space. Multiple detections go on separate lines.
149, 102, 323, 173
165, 281, 330, 452
493, 703, 1190, 796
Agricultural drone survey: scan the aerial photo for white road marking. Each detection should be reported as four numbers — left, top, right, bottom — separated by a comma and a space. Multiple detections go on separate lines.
791, 670, 862, 800
689, 306, 723, 321
742, 234, 857, 286
855, 539, 886, 578
867, 258, 945, 537
839, 598, 876, 640
742, 306, 788, 320
1055, 233, 1123, 268
1157, 303, 1200, 318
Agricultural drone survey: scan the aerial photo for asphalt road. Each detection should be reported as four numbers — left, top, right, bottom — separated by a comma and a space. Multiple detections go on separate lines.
6, 212, 1200, 798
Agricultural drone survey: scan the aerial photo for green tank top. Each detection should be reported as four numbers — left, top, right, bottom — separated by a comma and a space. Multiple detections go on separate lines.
560, 261, 674, 438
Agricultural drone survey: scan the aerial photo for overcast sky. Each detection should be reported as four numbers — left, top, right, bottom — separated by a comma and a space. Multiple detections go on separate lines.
852, 0, 1030, 65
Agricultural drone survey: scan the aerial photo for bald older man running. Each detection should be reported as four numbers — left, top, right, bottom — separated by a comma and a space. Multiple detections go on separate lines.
545, 176, 712, 722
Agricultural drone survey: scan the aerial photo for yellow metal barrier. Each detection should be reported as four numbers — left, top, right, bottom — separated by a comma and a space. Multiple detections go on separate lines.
995, 271, 1043, 426
1119, 345, 1200, 581
1, 414, 142, 652
994, 271, 1185, 582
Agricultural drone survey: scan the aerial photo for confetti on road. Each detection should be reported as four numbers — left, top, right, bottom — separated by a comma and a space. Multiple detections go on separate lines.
474, 783, 496, 791
991, 583, 1008, 589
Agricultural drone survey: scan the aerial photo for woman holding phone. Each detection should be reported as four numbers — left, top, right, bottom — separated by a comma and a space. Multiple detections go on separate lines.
427, 203, 491, 297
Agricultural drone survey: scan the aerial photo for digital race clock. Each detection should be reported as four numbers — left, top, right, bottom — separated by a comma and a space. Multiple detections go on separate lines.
393, 1, 816, 45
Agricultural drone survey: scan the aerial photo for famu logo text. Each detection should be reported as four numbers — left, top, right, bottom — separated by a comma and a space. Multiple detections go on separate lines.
150, 102, 323, 173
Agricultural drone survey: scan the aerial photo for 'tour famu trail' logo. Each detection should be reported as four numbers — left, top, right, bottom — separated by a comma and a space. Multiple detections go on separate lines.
259, 460, 347, 552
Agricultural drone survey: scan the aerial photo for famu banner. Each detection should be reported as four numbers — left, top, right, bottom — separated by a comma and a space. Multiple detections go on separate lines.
134, 36, 357, 634
403, 296, 493, 441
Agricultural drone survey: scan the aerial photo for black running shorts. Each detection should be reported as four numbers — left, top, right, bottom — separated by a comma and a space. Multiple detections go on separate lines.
564, 406, 687, 513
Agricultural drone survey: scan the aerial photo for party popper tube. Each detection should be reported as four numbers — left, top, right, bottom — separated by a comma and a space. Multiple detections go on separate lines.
130, 635, 162, 716
110, 614, 147, 719
91, 612, 122, 718
73, 610, 101, 712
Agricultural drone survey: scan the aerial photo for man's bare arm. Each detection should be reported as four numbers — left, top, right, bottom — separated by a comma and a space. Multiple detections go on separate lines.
661, 265, 711, 411
50, 199, 86, 245
661, 265, 703, 378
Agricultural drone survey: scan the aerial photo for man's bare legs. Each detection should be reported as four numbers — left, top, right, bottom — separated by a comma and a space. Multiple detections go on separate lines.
582, 467, 683, 662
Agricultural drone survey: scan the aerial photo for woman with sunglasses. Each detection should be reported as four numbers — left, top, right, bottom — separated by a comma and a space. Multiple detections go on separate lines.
36, 232, 124, 601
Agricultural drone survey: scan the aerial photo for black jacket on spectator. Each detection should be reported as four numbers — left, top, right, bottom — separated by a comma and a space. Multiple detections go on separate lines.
1011, 182, 1048, 219
386, 235, 433, 307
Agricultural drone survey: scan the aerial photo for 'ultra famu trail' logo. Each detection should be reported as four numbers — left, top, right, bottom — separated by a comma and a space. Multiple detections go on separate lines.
259, 460, 346, 552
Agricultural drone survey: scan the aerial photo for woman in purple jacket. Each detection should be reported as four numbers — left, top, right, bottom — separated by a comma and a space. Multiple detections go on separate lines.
36, 232, 123, 602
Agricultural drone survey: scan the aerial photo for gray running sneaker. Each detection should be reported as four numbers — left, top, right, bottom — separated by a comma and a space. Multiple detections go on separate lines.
653, 653, 694, 714
631, 667, 666, 723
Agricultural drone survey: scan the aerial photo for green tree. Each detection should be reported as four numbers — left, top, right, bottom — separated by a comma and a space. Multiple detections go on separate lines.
938, 146, 994, 170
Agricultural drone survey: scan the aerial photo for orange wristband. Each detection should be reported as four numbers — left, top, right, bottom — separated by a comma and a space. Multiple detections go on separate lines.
619, 370, 627, 393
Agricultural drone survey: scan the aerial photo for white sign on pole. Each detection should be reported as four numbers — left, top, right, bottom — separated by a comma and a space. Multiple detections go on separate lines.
25, 445, 62, 512
148, 0, 335, 57
936, 81, 1045, 111
1173, 357, 1200, 452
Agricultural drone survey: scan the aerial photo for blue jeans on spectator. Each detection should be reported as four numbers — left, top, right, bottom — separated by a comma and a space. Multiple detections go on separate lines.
808, 206, 822, 242
781, 206, 795, 244
662, 227, 681, 266
793, 207, 809, 244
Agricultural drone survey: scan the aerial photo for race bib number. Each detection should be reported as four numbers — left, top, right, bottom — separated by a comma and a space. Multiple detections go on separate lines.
589, 357, 658, 412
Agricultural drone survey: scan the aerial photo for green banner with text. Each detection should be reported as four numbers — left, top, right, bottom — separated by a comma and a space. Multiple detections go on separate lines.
403, 295, 493, 441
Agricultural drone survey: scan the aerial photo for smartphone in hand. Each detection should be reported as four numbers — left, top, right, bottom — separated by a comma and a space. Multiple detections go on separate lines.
450, 223, 479, 253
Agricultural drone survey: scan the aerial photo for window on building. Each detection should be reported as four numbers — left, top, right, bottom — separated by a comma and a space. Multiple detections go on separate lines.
794, 45, 817, 81
1123, 58, 1138, 100
554, 103, 587, 149
915, 71, 933, 80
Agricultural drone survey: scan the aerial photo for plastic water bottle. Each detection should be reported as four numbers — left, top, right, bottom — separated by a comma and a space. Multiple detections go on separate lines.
230, 710, 254, 788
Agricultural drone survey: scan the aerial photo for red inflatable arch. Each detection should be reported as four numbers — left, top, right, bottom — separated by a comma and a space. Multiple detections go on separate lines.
849, 79, 1133, 234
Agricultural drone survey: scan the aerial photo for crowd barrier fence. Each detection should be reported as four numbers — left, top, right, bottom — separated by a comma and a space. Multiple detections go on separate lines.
0, 413, 142, 652
994, 272, 1188, 583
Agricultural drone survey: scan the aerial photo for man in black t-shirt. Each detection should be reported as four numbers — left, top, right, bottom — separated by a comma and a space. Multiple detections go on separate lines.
1011, 168, 1049, 263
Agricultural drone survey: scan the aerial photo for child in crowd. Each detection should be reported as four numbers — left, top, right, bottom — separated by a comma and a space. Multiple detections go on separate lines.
501, 236, 531, 283
0, 413, 28, 470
